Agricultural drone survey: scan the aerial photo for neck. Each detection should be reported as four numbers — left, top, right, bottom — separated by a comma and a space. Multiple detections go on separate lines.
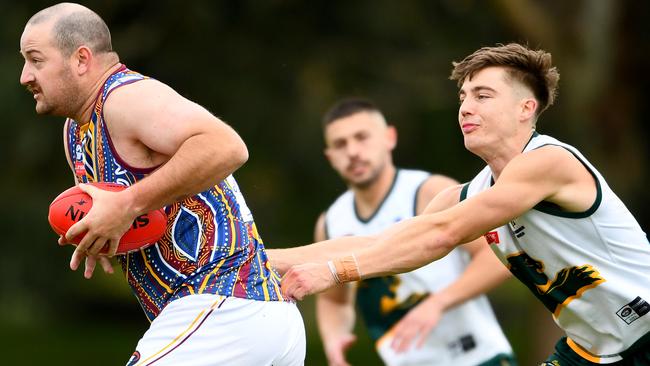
72, 62, 122, 124
352, 165, 396, 218
485, 128, 536, 179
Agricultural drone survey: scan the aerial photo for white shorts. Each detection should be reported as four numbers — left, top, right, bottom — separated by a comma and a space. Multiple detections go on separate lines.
126, 294, 305, 366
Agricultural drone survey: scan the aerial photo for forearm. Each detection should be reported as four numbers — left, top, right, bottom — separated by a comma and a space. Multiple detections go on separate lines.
316, 293, 356, 343
267, 235, 375, 275
123, 133, 247, 215
353, 214, 458, 279
347, 199, 504, 280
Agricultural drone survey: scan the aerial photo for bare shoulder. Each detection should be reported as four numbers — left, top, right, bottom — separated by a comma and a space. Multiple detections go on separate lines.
417, 173, 461, 214
101, 78, 227, 157
503, 145, 589, 184
495, 145, 596, 212
514, 144, 596, 210
102, 79, 193, 119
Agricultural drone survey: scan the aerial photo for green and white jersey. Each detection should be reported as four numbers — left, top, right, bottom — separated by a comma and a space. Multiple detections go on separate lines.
462, 133, 650, 364
326, 169, 513, 366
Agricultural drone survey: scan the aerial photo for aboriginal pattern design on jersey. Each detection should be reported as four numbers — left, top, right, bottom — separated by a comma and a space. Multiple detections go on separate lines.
65, 65, 284, 321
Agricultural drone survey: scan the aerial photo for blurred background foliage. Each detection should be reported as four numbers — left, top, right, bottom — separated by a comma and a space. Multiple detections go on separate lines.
2, 0, 649, 364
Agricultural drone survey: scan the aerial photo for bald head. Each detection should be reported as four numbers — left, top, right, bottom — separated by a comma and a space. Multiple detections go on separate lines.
27, 2, 112, 57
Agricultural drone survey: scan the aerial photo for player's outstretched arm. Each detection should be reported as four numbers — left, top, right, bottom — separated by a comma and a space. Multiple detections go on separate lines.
267, 236, 375, 276
268, 175, 458, 275
282, 147, 584, 300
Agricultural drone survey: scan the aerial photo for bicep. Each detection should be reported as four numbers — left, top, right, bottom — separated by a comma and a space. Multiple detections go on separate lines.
104, 80, 241, 156
443, 152, 568, 243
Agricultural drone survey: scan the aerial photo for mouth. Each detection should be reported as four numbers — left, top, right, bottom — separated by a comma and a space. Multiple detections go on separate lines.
26, 85, 41, 99
346, 161, 368, 175
461, 122, 479, 134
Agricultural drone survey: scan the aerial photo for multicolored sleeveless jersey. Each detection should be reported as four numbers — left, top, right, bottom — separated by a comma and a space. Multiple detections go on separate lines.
461, 132, 650, 363
63, 65, 284, 322
325, 169, 514, 366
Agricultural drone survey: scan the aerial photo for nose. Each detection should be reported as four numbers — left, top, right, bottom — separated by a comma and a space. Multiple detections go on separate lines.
345, 140, 361, 157
20, 62, 34, 85
459, 98, 474, 119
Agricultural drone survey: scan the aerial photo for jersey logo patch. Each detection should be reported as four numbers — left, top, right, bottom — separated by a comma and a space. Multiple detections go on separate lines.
484, 231, 500, 244
616, 296, 649, 325
447, 334, 476, 355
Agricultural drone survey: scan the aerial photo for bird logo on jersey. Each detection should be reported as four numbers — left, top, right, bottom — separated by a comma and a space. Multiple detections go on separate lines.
505, 251, 605, 317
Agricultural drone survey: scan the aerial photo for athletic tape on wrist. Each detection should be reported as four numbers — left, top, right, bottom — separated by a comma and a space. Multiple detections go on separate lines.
332, 254, 361, 283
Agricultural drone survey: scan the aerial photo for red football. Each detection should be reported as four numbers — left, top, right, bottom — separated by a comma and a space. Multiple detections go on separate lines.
48, 182, 167, 254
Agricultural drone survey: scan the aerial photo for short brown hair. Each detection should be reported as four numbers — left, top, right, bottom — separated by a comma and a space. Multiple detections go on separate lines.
450, 43, 560, 116
322, 97, 382, 128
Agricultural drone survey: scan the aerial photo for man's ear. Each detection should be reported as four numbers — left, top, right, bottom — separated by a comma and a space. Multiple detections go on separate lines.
386, 125, 398, 151
520, 98, 538, 121
74, 45, 93, 75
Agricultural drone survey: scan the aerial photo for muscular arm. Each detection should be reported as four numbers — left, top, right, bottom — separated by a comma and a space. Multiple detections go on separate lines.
314, 214, 357, 366
282, 146, 596, 299
354, 146, 594, 278
103, 79, 248, 214
267, 175, 457, 272
267, 235, 375, 275
66, 79, 248, 268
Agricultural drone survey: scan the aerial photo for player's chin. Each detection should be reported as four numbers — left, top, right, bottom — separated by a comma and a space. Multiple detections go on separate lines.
34, 103, 52, 115
348, 176, 374, 189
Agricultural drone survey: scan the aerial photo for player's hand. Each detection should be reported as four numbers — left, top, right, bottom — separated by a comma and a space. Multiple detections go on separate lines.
58, 234, 115, 279
64, 183, 137, 269
390, 295, 444, 353
281, 262, 336, 301
82, 254, 115, 279
324, 333, 356, 366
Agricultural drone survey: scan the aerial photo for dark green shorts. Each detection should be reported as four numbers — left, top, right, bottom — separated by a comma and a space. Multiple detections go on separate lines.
540, 336, 650, 366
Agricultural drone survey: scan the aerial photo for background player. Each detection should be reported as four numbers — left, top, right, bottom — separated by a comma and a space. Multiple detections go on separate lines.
20, 3, 304, 365
305, 97, 515, 365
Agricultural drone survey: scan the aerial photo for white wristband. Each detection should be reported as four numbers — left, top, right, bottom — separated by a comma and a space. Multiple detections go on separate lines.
327, 260, 342, 284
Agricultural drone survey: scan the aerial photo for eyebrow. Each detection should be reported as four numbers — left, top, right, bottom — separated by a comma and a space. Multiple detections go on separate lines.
21, 47, 45, 55
459, 85, 497, 96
